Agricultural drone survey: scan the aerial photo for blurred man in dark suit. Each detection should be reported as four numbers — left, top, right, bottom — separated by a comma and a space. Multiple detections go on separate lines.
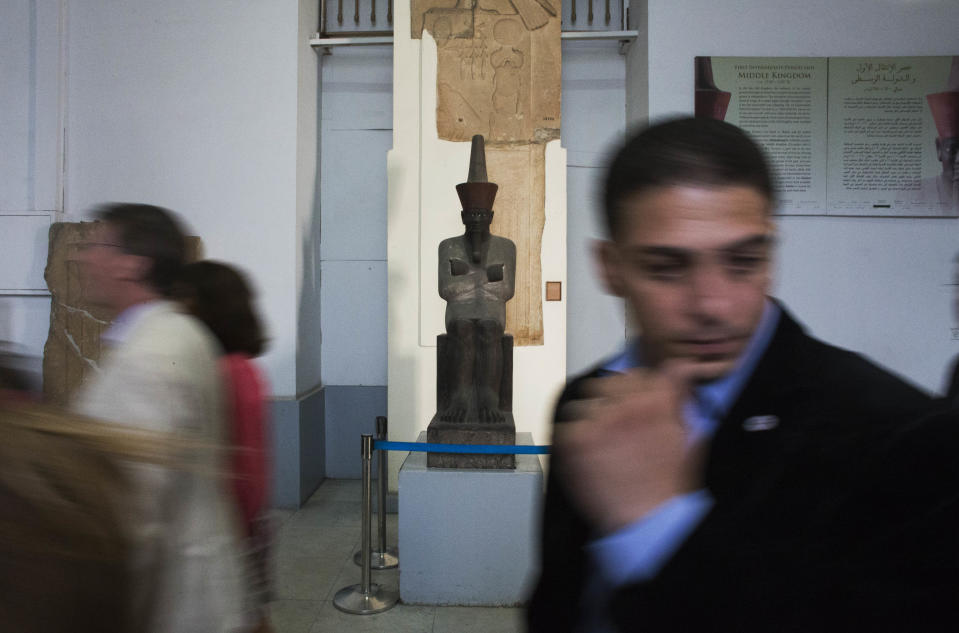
528, 118, 945, 633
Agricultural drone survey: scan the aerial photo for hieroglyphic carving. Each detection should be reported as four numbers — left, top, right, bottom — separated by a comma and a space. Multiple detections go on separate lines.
416, 5, 560, 143
413, 0, 560, 345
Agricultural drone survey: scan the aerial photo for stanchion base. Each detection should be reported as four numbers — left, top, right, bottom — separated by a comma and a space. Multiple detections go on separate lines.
332, 583, 399, 614
353, 547, 399, 569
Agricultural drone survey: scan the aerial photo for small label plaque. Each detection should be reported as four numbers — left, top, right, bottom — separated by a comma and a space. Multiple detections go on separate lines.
545, 281, 562, 301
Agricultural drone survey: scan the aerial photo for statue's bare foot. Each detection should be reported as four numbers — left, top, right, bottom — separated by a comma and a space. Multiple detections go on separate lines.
478, 405, 504, 423
477, 390, 503, 423
440, 407, 467, 422
441, 397, 470, 422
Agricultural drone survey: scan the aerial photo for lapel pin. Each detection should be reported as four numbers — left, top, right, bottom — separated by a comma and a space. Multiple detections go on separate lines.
742, 415, 779, 432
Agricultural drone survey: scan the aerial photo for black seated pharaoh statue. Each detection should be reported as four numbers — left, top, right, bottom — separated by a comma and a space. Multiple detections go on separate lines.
427, 135, 517, 469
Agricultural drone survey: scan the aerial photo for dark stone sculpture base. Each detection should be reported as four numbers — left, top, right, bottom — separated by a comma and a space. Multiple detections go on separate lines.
426, 414, 516, 469
436, 333, 513, 413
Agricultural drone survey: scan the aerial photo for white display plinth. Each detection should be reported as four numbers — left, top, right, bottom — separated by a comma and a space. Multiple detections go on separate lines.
398, 432, 544, 605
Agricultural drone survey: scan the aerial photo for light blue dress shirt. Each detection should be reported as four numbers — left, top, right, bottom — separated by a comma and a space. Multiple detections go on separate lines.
100, 301, 158, 346
577, 300, 781, 631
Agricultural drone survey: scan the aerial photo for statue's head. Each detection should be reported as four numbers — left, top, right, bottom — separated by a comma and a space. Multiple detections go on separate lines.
457, 135, 498, 233
461, 208, 494, 233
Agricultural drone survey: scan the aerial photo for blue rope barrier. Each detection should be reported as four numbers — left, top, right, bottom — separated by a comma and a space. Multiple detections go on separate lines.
374, 440, 550, 455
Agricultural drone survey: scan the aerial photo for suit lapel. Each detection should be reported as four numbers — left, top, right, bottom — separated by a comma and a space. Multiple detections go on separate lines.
704, 308, 813, 505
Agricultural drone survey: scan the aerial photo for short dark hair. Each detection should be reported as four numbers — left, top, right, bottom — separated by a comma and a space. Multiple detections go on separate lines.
93, 203, 187, 295
602, 117, 775, 237
172, 261, 266, 357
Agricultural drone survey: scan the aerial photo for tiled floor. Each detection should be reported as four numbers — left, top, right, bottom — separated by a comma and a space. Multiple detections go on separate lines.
268, 479, 527, 633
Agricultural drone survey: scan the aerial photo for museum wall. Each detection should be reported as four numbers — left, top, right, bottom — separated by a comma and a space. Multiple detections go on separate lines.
9, 0, 954, 499
295, 0, 325, 399
2, 0, 325, 506
562, 41, 630, 376
64, 0, 324, 505
4, 1, 630, 494
63, 0, 308, 397
645, 0, 959, 393
318, 46, 392, 476
0, 2, 58, 378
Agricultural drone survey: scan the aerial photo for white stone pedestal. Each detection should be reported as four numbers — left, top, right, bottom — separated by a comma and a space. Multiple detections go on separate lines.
398, 432, 544, 605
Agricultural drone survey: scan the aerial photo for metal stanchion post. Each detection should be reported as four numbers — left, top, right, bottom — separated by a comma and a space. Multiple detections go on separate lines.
354, 416, 399, 569
333, 434, 398, 614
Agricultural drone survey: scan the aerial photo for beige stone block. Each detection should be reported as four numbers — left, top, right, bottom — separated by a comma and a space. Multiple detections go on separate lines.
42, 222, 202, 405
421, 10, 561, 144
488, 144, 545, 345
43, 223, 111, 406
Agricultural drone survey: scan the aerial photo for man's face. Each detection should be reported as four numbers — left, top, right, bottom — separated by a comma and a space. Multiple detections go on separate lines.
72, 222, 128, 312
598, 184, 775, 381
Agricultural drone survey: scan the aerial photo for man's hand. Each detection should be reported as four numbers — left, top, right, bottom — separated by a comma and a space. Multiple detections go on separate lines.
553, 364, 706, 535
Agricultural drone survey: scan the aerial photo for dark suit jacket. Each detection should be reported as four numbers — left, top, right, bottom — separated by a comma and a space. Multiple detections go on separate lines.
527, 305, 937, 633
604, 405, 959, 632
944, 355, 959, 401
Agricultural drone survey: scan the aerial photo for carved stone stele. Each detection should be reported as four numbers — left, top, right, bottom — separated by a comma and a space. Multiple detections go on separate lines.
42, 222, 202, 405
43, 223, 111, 406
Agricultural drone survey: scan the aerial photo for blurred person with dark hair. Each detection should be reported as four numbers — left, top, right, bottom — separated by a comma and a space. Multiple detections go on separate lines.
71, 203, 247, 633
173, 261, 274, 633
527, 118, 943, 632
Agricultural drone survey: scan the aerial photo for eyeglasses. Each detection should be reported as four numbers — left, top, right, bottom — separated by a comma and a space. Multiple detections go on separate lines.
72, 242, 125, 252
